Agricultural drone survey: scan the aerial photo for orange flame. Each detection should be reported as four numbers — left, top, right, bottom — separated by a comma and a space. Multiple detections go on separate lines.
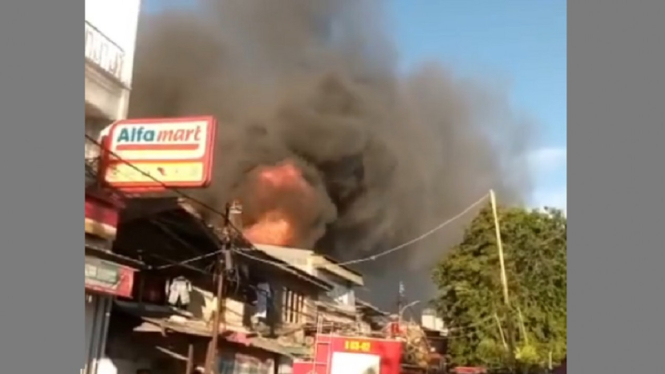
243, 161, 312, 247
244, 210, 297, 246
256, 161, 310, 191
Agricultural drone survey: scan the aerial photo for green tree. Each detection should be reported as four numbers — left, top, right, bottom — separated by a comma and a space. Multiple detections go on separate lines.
432, 205, 566, 373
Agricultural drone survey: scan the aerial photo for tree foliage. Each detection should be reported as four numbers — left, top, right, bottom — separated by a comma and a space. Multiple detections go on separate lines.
432, 205, 566, 373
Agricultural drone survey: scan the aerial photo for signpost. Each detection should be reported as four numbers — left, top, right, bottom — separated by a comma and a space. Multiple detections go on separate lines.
100, 116, 217, 192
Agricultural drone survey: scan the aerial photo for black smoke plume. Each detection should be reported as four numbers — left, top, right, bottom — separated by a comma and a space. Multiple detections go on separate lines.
128, 0, 533, 309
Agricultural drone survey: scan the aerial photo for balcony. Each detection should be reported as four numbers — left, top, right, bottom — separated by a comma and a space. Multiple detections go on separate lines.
85, 21, 129, 120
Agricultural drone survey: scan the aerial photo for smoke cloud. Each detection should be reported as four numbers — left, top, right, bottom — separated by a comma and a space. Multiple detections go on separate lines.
128, 0, 533, 309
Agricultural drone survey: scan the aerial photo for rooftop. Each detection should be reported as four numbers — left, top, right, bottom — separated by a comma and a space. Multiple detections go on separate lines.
254, 244, 364, 287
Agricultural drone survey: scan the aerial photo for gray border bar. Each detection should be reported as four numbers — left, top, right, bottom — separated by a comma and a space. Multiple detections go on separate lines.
0, 0, 662, 372
0, 0, 81, 372
569, 0, 665, 372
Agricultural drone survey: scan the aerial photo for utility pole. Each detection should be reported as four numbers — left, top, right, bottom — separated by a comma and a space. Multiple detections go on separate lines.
396, 281, 405, 325
490, 190, 510, 310
204, 251, 226, 374
203, 205, 232, 374
489, 189, 516, 371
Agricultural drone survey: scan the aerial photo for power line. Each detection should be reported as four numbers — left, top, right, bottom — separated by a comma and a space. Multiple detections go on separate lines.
90, 134, 503, 334
91, 134, 562, 347
86, 133, 488, 271
96, 149, 311, 276
226, 190, 486, 269
155, 248, 224, 270
91, 140, 336, 326
331, 193, 488, 267
174, 192, 488, 271
86, 134, 233, 220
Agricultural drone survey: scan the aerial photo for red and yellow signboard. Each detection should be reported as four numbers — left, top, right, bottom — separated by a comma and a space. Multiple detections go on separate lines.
101, 116, 217, 191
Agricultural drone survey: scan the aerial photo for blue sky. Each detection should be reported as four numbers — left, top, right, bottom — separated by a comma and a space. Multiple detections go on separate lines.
389, 0, 567, 212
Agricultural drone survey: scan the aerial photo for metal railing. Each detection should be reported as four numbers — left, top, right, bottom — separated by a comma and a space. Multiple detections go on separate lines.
85, 21, 126, 83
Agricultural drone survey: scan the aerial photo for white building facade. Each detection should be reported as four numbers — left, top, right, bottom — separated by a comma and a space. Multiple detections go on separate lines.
84, 1, 141, 374
85, 0, 140, 151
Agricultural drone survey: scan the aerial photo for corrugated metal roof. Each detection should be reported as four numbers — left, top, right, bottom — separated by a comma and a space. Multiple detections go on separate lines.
115, 301, 304, 358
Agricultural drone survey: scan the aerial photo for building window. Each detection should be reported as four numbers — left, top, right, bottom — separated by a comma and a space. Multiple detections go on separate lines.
328, 284, 355, 307
281, 287, 305, 324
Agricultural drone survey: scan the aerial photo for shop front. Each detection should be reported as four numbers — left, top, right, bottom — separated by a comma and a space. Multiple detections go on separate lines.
84, 192, 136, 374
84, 253, 136, 374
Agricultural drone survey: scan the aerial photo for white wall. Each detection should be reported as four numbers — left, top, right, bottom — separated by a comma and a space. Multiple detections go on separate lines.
85, 0, 141, 86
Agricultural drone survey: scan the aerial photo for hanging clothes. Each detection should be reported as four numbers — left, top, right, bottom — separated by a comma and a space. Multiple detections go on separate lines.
254, 282, 271, 319
165, 276, 192, 307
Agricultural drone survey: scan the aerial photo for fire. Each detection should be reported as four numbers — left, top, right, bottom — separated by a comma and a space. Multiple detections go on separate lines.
243, 160, 313, 247
244, 210, 297, 246
255, 161, 310, 191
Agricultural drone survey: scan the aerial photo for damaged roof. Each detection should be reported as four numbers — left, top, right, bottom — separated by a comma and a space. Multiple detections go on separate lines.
234, 247, 334, 291
116, 196, 333, 291
114, 300, 304, 358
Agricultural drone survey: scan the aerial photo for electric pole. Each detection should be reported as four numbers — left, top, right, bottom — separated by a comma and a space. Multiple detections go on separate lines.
204, 250, 226, 374
489, 189, 516, 371
203, 205, 232, 374
396, 281, 405, 324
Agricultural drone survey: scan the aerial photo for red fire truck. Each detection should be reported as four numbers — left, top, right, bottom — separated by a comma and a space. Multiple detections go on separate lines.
292, 334, 404, 374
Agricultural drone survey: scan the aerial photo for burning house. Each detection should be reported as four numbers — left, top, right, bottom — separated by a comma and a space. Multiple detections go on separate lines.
95, 196, 334, 374
86, 1, 537, 373
253, 244, 366, 332
87, 184, 447, 374
128, 0, 532, 313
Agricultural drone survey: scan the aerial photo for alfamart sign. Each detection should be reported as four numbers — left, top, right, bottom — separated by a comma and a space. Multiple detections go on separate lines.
101, 116, 217, 190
